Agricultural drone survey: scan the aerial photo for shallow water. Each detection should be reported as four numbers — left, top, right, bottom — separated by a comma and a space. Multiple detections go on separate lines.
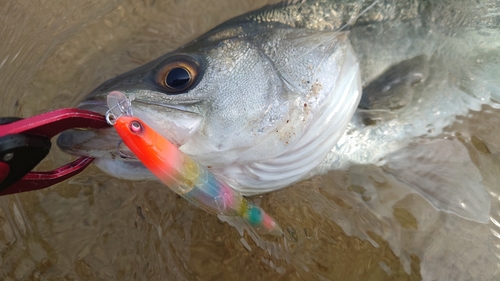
1, 0, 500, 280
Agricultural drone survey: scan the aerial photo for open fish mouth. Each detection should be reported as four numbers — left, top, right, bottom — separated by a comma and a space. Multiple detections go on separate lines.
57, 95, 204, 175
58, 100, 127, 160
56, 99, 156, 180
58, 95, 206, 181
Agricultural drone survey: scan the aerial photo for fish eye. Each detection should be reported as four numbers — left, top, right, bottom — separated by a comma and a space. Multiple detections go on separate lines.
166, 68, 190, 89
129, 120, 142, 133
156, 55, 200, 94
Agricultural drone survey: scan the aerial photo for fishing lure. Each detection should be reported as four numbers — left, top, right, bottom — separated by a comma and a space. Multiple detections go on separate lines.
105, 91, 281, 235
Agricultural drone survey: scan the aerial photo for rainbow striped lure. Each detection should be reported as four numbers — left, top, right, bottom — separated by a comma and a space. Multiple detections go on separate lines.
105, 91, 282, 235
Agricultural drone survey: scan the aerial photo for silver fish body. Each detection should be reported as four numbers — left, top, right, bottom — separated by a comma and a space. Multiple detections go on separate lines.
58, 0, 500, 222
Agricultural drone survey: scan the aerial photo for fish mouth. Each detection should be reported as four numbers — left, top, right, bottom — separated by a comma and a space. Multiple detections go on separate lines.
57, 98, 158, 181
57, 94, 204, 166
57, 99, 135, 160
57, 95, 205, 181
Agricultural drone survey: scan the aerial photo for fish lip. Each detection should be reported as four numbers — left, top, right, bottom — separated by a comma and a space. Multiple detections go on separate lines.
77, 96, 199, 114
77, 99, 109, 115
93, 158, 154, 181
132, 98, 197, 112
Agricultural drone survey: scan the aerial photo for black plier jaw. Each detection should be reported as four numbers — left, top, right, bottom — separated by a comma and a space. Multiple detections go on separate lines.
0, 108, 109, 196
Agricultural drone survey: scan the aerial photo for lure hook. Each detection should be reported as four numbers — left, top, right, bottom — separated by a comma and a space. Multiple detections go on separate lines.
116, 139, 136, 159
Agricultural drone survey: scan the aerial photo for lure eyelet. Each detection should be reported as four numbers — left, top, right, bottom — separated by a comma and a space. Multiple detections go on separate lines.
106, 113, 119, 125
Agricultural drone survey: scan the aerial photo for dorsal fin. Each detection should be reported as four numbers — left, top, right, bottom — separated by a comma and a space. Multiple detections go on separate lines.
222, 0, 377, 32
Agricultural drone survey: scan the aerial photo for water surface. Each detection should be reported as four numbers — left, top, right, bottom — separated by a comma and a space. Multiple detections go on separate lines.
1, 0, 499, 280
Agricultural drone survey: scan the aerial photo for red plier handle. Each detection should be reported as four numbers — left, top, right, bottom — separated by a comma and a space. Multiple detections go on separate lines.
0, 108, 109, 196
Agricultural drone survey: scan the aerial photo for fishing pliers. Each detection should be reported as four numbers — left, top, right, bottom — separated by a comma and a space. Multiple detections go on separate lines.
0, 108, 109, 196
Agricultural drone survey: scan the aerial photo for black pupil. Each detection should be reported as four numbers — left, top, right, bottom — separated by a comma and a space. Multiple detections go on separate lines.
166, 68, 190, 89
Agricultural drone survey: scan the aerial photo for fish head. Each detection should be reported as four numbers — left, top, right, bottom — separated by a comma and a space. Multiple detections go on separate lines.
57, 22, 362, 193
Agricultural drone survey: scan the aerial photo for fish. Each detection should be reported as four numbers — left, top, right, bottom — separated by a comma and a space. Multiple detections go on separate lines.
57, 0, 500, 225
107, 91, 282, 235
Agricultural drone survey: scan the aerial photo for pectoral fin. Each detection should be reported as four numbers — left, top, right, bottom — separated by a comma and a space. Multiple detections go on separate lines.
381, 138, 491, 223
359, 55, 429, 111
